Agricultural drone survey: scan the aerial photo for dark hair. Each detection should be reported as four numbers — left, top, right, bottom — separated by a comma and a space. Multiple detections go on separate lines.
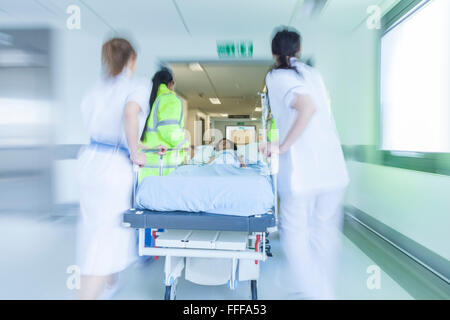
102, 38, 136, 77
215, 138, 237, 151
271, 28, 302, 72
141, 68, 174, 141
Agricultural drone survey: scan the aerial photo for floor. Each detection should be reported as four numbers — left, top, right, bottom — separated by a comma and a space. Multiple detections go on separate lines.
0, 212, 413, 300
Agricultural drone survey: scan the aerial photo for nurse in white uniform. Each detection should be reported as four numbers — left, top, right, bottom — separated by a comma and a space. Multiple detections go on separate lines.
263, 28, 349, 299
77, 38, 149, 299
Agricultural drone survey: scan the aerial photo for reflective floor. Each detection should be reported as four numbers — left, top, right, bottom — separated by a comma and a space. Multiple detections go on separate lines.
0, 212, 415, 300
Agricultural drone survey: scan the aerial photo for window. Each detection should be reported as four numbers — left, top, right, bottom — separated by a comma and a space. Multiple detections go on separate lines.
381, 0, 449, 153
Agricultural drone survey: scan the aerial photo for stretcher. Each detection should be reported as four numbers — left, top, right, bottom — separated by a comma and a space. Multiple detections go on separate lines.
123, 93, 278, 300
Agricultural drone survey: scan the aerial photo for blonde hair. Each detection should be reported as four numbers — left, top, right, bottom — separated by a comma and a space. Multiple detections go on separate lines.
101, 38, 136, 76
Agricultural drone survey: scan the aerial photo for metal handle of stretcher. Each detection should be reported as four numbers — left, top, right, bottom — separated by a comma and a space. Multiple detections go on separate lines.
266, 156, 279, 230
132, 147, 191, 208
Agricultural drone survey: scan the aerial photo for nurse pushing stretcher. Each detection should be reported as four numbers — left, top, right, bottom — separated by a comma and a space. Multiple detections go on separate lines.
77, 38, 150, 300
261, 28, 349, 299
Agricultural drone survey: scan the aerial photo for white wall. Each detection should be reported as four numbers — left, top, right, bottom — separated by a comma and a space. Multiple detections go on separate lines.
185, 108, 211, 146
346, 162, 450, 260
334, 23, 450, 260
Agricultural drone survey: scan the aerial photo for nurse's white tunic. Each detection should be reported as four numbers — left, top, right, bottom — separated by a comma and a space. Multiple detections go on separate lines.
266, 60, 349, 195
77, 71, 150, 276
266, 60, 349, 299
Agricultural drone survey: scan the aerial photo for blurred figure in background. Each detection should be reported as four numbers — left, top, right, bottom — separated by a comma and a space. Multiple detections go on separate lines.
77, 38, 149, 299
263, 28, 349, 299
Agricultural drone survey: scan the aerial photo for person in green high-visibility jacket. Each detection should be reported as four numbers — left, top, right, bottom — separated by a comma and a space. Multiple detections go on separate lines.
139, 68, 188, 181
267, 111, 279, 143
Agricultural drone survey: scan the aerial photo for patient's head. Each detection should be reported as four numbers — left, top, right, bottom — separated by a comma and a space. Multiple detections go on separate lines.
215, 139, 237, 152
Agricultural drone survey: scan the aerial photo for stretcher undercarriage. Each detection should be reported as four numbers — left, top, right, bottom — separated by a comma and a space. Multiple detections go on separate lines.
123, 208, 276, 300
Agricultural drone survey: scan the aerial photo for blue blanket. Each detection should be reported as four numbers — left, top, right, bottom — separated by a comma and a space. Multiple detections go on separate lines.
136, 164, 275, 217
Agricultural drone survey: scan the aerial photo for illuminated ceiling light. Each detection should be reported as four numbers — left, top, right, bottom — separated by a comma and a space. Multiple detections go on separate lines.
221, 114, 228, 117
189, 62, 203, 72
209, 98, 222, 105
251, 118, 258, 121
255, 107, 262, 112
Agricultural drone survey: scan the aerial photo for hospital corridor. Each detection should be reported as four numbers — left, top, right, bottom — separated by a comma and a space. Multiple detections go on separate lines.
0, 0, 449, 303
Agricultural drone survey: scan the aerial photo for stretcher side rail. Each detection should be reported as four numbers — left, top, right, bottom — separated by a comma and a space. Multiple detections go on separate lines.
123, 209, 276, 232
131, 147, 190, 207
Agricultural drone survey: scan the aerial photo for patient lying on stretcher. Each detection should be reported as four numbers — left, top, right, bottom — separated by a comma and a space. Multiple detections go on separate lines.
206, 138, 247, 168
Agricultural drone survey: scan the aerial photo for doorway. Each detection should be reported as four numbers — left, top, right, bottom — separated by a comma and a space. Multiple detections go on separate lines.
165, 60, 273, 147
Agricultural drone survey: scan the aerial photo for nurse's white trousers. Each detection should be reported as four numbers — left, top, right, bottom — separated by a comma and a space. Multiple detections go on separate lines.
279, 188, 346, 299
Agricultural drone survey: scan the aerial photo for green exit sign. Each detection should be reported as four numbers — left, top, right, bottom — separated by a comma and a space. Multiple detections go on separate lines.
217, 40, 253, 59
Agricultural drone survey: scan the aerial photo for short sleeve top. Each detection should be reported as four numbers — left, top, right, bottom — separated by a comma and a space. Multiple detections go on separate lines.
81, 71, 150, 149
265, 59, 349, 195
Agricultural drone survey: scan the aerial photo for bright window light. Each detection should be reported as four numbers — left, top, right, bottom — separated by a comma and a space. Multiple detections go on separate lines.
381, 0, 450, 153
209, 98, 221, 105
188, 62, 203, 72
0, 98, 51, 124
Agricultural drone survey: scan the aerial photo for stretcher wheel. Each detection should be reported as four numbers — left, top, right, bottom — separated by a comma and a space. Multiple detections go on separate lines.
251, 280, 258, 300
164, 284, 177, 300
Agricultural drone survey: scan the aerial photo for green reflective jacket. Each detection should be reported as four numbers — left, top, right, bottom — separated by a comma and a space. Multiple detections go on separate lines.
140, 84, 188, 180
267, 115, 278, 143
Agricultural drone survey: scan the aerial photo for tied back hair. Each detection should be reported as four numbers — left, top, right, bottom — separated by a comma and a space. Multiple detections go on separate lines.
101, 38, 136, 77
271, 27, 302, 75
140, 68, 174, 142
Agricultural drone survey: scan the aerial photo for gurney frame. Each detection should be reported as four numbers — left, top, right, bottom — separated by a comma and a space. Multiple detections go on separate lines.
125, 93, 278, 300
127, 153, 277, 300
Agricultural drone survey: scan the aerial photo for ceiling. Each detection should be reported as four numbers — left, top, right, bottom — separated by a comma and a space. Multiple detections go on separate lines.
0, 0, 402, 115
169, 61, 272, 116
0, 0, 401, 35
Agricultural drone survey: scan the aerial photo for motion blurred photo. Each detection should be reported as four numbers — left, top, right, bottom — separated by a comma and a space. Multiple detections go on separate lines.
0, 0, 448, 308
